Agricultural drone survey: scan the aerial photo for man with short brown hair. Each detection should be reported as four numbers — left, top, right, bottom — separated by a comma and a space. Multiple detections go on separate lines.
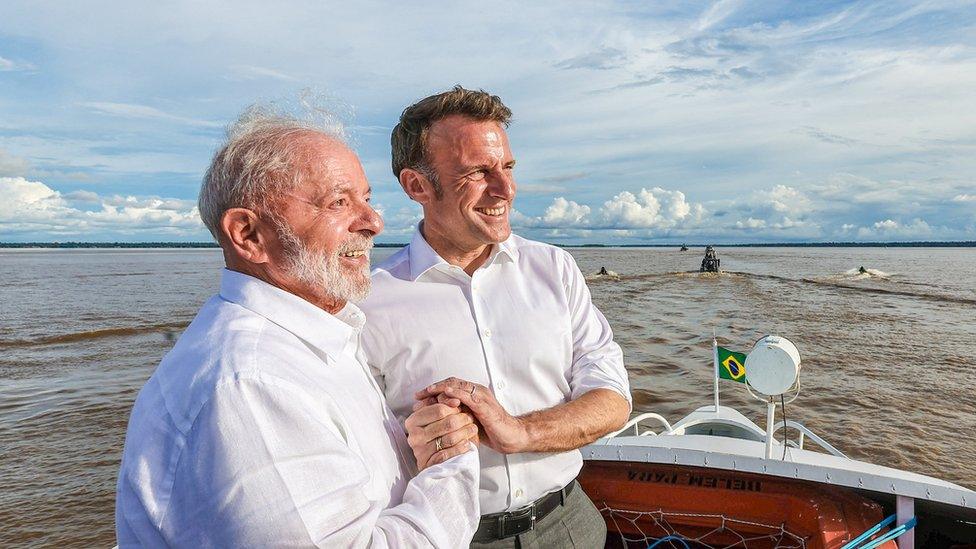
390, 85, 513, 199
361, 86, 632, 547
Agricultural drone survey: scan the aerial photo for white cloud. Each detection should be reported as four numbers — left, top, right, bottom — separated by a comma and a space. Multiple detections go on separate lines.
81, 102, 223, 128
598, 187, 704, 230
541, 228, 593, 239
228, 65, 298, 82
541, 197, 591, 227
952, 194, 975, 203
734, 217, 765, 229
507, 173, 969, 242
554, 47, 628, 71
100, 195, 197, 211
712, 184, 820, 237
0, 177, 205, 240
0, 176, 62, 221
751, 185, 813, 216
373, 204, 422, 236
64, 190, 100, 203
0, 55, 33, 72
855, 218, 933, 239
694, 0, 744, 32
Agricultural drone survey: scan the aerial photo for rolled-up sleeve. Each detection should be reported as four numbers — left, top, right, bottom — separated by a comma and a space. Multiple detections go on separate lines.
560, 252, 632, 409
157, 377, 479, 548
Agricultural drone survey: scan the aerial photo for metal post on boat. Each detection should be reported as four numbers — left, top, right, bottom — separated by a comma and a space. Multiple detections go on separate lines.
712, 336, 720, 412
896, 495, 915, 549
764, 398, 776, 459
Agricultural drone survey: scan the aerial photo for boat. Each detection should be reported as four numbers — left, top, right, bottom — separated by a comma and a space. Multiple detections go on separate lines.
700, 246, 720, 272
580, 336, 976, 548
681, 245, 689, 251
597, 266, 621, 280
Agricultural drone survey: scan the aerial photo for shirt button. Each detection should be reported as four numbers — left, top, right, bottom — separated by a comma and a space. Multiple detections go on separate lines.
515, 488, 523, 498
496, 380, 506, 390
483, 328, 492, 338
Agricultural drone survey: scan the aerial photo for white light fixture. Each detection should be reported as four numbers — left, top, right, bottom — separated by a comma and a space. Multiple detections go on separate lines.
744, 335, 802, 459
745, 335, 801, 397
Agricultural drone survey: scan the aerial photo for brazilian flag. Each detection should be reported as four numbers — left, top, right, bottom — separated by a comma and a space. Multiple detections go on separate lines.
717, 346, 747, 383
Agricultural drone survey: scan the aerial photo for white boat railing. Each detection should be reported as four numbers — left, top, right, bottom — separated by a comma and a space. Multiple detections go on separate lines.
771, 420, 848, 458
607, 412, 673, 438
608, 412, 850, 460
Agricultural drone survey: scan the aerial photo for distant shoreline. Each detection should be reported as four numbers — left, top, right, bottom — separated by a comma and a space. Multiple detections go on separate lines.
2, 241, 974, 249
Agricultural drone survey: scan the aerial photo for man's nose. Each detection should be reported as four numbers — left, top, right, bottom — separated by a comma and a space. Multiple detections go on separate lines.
488, 170, 516, 201
355, 202, 384, 236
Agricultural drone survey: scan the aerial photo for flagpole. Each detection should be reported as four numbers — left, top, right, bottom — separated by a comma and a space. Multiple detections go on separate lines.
713, 334, 720, 412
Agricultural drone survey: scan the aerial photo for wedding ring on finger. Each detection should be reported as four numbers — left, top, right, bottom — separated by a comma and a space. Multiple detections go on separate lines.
435, 437, 443, 452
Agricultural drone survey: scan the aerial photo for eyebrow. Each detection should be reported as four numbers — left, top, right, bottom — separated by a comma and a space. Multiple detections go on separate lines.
463, 159, 516, 172
321, 183, 371, 198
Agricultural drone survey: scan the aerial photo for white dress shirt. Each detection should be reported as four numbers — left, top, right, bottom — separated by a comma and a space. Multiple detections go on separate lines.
360, 231, 631, 514
116, 269, 480, 548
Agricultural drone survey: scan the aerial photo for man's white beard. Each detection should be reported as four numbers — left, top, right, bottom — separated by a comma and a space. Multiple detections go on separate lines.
275, 222, 373, 304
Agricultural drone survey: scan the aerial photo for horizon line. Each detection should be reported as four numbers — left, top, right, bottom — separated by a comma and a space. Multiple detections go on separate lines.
2, 240, 975, 248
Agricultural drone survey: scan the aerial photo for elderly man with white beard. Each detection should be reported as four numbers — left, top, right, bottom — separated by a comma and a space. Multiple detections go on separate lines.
115, 107, 481, 548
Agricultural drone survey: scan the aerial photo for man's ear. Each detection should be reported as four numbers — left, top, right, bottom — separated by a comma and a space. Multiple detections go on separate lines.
220, 208, 272, 265
399, 168, 435, 205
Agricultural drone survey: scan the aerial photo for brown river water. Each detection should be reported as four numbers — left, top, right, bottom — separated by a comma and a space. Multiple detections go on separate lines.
1, 246, 974, 547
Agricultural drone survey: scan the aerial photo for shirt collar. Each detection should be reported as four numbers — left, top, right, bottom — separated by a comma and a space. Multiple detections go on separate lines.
218, 269, 362, 359
494, 234, 520, 263
407, 223, 520, 281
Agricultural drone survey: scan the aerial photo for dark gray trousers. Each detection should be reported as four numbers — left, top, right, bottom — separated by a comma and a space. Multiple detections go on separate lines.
469, 482, 607, 549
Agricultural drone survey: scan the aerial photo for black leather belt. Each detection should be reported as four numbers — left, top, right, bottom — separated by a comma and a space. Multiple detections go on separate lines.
472, 481, 577, 542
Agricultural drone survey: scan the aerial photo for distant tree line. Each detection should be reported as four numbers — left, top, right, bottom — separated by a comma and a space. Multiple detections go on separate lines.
0, 242, 221, 248
0, 241, 409, 248
559, 241, 975, 248
0, 240, 972, 249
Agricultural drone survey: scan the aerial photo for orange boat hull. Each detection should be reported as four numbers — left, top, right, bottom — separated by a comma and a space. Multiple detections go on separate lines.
579, 460, 896, 549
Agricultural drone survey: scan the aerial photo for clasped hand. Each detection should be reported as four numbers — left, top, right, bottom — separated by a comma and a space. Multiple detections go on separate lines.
404, 377, 529, 469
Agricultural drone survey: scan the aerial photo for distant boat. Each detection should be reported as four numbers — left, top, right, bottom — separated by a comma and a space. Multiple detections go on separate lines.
680, 244, 689, 251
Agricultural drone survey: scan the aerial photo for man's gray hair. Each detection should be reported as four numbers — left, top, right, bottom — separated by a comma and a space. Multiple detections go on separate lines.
198, 104, 347, 239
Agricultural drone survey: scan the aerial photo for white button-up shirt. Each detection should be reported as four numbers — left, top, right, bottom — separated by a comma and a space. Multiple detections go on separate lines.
360, 231, 631, 514
116, 269, 479, 548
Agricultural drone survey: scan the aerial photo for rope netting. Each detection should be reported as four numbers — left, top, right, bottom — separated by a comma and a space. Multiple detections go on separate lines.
600, 506, 809, 549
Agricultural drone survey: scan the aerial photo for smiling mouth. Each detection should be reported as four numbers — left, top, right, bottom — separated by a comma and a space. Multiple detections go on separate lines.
339, 250, 368, 258
474, 206, 507, 216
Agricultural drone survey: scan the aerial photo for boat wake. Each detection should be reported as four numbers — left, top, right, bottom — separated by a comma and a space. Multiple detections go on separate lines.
0, 321, 190, 349
841, 267, 891, 280
589, 268, 975, 306
585, 273, 620, 282
728, 271, 976, 306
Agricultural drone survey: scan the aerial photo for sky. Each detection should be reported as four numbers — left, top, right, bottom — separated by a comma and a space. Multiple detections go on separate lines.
1, 0, 975, 244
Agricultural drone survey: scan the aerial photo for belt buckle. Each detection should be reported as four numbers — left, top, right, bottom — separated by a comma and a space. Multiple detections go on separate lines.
499, 503, 536, 538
